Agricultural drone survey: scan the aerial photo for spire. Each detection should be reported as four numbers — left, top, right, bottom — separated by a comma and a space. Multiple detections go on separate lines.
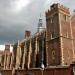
37, 14, 43, 32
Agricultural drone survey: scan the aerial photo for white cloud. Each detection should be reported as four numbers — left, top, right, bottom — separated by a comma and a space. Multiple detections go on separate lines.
10, 0, 30, 13
0, 45, 5, 51
0, 0, 75, 44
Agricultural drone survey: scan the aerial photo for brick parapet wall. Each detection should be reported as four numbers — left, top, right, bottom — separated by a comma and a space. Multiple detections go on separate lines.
0, 65, 73, 75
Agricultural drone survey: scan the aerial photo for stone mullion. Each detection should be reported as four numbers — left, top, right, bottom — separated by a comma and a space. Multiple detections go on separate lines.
37, 37, 40, 67
4, 54, 6, 69
10, 54, 13, 69
6, 55, 10, 69
22, 42, 27, 69
16, 40, 21, 69
34, 37, 38, 67
22, 46, 25, 69
35, 37, 38, 55
31, 37, 38, 68
15, 41, 19, 69
39, 34, 45, 68
27, 39, 32, 69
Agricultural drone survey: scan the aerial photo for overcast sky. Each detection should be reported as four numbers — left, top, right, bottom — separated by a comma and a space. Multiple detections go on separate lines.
0, 0, 75, 44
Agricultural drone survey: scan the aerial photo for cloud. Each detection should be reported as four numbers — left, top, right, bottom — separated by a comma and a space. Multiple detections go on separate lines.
0, 0, 75, 44
0, 0, 47, 44
60, 0, 75, 12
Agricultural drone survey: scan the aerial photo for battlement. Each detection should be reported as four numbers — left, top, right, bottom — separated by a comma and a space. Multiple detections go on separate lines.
51, 3, 69, 12
46, 3, 70, 17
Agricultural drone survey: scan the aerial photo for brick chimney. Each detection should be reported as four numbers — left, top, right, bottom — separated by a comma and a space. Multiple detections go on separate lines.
5, 45, 10, 52
25, 31, 31, 39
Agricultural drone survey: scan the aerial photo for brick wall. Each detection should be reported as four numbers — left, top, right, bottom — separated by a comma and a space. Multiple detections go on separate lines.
0, 70, 12, 75
0, 66, 73, 75
44, 67, 72, 75
46, 38, 61, 66
61, 37, 73, 65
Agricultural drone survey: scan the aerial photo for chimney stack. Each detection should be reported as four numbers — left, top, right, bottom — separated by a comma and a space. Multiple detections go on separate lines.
5, 44, 10, 52
25, 31, 31, 39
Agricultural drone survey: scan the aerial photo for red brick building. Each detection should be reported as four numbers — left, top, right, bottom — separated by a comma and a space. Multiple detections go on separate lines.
0, 45, 12, 69
12, 3, 75, 70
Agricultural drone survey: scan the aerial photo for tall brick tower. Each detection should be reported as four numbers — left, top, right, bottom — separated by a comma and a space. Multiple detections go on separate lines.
46, 3, 73, 66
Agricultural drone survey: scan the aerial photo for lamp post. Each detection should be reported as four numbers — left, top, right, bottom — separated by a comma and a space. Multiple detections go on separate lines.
41, 63, 44, 75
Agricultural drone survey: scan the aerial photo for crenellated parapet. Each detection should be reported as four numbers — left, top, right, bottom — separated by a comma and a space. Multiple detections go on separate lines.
46, 3, 70, 18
